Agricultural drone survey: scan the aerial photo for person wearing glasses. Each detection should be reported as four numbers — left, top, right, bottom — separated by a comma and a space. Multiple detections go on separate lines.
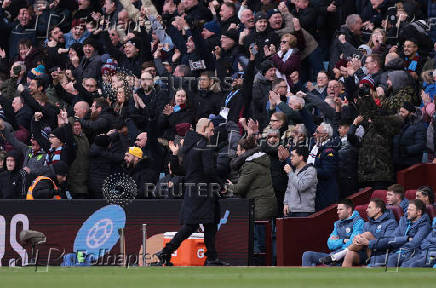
271, 32, 303, 89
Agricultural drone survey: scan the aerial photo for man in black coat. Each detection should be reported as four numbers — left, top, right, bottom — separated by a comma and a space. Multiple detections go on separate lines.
156, 118, 229, 266
393, 102, 426, 171
190, 71, 222, 121
77, 97, 115, 143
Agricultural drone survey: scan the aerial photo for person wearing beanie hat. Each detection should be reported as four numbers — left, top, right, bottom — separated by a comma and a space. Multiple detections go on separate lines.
251, 59, 277, 130
53, 160, 69, 177
393, 101, 426, 170
94, 134, 111, 148
204, 20, 221, 36
255, 12, 268, 23
83, 37, 98, 50
267, 9, 281, 19
222, 28, 239, 43
51, 127, 67, 144
123, 146, 159, 199
126, 147, 143, 159
101, 58, 117, 76
358, 76, 375, 90
260, 59, 275, 76
221, 28, 239, 52
36, 117, 76, 167
243, 11, 280, 68
202, 20, 222, 50
26, 160, 69, 200
401, 101, 416, 114
73, 36, 101, 81
27, 65, 47, 80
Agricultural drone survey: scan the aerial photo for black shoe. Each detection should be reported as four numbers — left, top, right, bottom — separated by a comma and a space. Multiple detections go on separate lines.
151, 250, 173, 266
319, 255, 334, 265
204, 258, 231, 266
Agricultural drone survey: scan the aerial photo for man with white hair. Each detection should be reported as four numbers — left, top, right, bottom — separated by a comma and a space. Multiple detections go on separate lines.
308, 122, 340, 211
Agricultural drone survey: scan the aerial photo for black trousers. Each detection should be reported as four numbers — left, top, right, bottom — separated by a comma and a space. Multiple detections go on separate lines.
162, 223, 217, 260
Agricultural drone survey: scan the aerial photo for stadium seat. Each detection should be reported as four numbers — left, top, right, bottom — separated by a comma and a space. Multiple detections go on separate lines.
386, 205, 403, 222
426, 205, 435, 219
355, 204, 368, 221
405, 190, 416, 200
371, 190, 387, 202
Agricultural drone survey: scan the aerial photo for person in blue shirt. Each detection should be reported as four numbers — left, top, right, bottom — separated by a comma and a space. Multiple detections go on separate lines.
369, 199, 431, 267
341, 199, 398, 267
401, 216, 436, 267
302, 199, 364, 266
386, 183, 409, 214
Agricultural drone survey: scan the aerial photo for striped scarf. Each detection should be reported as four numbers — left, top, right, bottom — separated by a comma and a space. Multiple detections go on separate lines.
46, 147, 63, 165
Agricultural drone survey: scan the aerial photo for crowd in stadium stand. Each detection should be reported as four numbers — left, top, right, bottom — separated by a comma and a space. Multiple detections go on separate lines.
0, 0, 436, 266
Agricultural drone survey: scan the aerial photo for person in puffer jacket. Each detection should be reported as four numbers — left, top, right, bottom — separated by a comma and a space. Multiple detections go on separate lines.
283, 146, 317, 217
401, 217, 436, 267
302, 199, 364, 266
369, 199, 431, 267
342, 199, 398, 267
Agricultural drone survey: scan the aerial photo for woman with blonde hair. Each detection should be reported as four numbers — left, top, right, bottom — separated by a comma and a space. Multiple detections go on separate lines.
367, 28, 387, 55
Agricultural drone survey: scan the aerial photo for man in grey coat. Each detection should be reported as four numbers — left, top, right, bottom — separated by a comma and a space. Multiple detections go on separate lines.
283, 146, 317, 217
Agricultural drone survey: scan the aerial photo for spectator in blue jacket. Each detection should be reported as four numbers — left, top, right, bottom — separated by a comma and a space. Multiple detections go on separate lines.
341, 199, 398, 267
370, 199, 431, 267
302, 199, 364, 266
401, 216, 436, 267
386, 183, 409, 214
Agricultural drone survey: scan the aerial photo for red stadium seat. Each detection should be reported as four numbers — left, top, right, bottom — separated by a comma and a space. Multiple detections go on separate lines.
426, 205, 435, 219
355, 204, 368, 221
386, 205, 403, 222
371, 190, 387, 202
405, 190, 417, 200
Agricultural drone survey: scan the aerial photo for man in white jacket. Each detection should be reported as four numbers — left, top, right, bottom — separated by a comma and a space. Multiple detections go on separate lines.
283, 146, 318, 217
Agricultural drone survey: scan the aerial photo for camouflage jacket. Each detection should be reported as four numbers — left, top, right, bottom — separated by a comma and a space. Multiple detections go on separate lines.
381, 86, 420, 115
355, 115, 403, 183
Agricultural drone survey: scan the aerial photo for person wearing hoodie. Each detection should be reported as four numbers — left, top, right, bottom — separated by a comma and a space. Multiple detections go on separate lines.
0, 150, 25, 199
381, 70, 419, 115
283, 146, 317, 217
341, 199, 398, 267
401, 217, 436, 267
229, 136, 277, 221
155, 118, 228, 266
393, 102, 427, 171
302, 199, 364, 266
228, 136, 277, 257
370, 199, 432, 267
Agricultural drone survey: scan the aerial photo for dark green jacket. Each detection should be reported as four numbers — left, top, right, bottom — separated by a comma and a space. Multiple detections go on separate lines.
231, 151, 277, 221
68, 133, 89, 197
